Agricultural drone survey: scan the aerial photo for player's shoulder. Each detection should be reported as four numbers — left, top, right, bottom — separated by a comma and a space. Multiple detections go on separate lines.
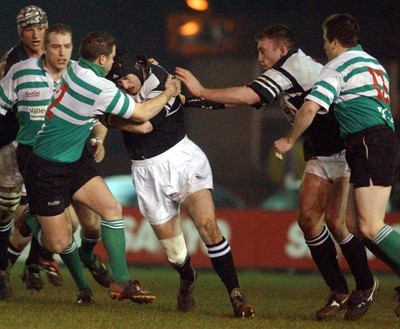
70, 61, 116, 90
288, 48, 322, 68
8, 57, 40, 73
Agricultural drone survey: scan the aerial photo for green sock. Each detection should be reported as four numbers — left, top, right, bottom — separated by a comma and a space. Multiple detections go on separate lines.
25, 212, 90, 289
79, 234, 101, 264
373, 225, 400, 278
100, 219, 129, 282
363, 238, 400, 276
60, 239, 90, 290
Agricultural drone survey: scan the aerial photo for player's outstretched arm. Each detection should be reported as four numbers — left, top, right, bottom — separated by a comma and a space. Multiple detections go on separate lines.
176, 67, 260, 106
180, 94, 225, 110
175, 67, 204, 98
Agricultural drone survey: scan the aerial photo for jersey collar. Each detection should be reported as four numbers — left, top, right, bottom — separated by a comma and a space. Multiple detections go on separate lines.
78, 57, 106, 77
348, 44, 363, 52
273, 47, 299, 69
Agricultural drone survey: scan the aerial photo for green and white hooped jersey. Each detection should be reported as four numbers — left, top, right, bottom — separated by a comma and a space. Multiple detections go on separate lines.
0, 56, 57, 145
34, 58, 135, 163
306, 45, 394, 137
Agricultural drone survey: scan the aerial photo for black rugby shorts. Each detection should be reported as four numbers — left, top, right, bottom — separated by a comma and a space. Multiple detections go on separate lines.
345, 125, 400, 188
24, 150, 99, 216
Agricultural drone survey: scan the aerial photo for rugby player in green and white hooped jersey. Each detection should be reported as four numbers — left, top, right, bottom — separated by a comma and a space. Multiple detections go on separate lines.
23, 31, 180, 304
0, 23, 114, 303
275, 13, 400, 318
307, 44, 394, 137
0, 5, 48, 299
0, 54, 56, 147
33, 57, 135, 162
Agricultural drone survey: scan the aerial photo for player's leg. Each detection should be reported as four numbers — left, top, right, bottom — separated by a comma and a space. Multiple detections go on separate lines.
8, 199, 30, 267
23, 210, 94, 303
298, 171, 349, 320
73, 176, 155, 303
0, 142, 23, 300
355, 185, 400, 271
72, 201, 111, 288
347, 183, 400, 275
325, 177, 376, 321
182, 189, 254, 318
0, 185, 20, 300
151, 214, 197, 312
35, 203, 83, 289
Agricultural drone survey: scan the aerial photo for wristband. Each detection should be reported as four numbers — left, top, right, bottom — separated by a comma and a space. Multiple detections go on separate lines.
184, 96, 225, 110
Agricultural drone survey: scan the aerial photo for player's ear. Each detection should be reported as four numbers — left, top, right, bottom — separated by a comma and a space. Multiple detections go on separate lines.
279, 43, 288, 56
98, 54, 107, 66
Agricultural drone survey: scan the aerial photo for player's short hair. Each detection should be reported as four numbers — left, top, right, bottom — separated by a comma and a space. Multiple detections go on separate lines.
79, 31, 116, 62
323, 13, 360, 48
16, 5, 48, 35
254, 24, 296, 49
44, 24, 72, 49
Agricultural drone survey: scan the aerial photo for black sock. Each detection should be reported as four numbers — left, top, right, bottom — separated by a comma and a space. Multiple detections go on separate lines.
305, 226, 348, 294
172, 254, 194, 282
0, 220, 13, 270
25, 236, 43, 266
40, 247, 55, 262
207, 237, 239, 294
7, 241, 23, 266
338, 234, 374, 291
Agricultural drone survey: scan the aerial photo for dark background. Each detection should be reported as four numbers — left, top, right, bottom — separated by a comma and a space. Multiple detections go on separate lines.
2, 0, 399, 207
2, 1, 399, 62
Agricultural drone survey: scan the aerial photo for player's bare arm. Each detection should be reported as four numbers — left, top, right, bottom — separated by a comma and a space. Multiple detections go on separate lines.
99, 114, 153, 134
274, 100, 320, 155
91, 123, 108, 163
175, 67, 260, 106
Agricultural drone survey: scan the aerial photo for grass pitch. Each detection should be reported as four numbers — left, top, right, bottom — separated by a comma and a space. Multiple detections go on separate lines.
0, 263, 398, 329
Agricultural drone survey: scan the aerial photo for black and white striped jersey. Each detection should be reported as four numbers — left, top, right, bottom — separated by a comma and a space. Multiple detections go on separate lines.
248, 48, 344, 160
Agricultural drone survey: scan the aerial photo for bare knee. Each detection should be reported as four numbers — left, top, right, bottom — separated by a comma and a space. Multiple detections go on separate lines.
101, 200, 122, 219
298, 211, 324, 238
357, 223, 377, 240
325, 217, 349, 241
44, 235, 71, 254
79, 212, 101, 239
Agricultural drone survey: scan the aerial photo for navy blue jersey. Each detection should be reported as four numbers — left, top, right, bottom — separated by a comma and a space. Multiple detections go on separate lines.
122, 64, 185, 160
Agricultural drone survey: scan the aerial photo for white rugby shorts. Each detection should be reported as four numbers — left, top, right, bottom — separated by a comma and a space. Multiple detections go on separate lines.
0, 141, 23, 188
304, 150, 350, 181
131, 136, 213, 225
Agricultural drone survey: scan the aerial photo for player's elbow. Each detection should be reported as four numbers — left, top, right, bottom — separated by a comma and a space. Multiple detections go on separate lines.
242, 88, 261, 105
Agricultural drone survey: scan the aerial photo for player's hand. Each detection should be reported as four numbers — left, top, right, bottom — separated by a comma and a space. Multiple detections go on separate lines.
175, 67, 204, 98
273, 137, 294, 158
90, 137, 105, 163
147, 58, 158, 65
165, 75, 181, 97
